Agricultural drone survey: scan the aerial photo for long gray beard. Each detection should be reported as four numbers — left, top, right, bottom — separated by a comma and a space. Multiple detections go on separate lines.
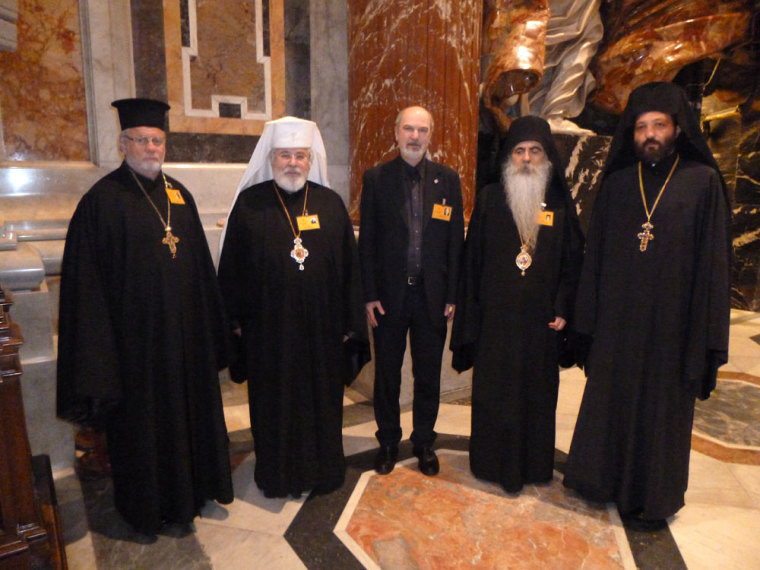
502, 160, 552, 251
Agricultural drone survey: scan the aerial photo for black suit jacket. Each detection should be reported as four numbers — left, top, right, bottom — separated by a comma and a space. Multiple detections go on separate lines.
359, 155, 465, 325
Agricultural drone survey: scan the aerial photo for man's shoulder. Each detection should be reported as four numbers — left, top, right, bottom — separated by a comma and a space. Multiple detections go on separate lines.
364, 157, 401, 178
678, 158, 720, 177
240, 179, 272, 192
238, 180, 274, 200
308, 181, 343, 202
425, 159, 459, 179
85, 166, 131, 197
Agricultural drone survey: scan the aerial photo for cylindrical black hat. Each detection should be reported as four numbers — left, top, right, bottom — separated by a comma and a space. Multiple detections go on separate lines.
112, 98, 170, 130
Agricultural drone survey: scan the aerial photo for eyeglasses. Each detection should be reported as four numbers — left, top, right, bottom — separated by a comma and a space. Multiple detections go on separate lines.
124, 135, 166, 147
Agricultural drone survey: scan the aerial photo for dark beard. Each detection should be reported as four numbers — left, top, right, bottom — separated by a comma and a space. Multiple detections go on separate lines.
635, 134, 677, 164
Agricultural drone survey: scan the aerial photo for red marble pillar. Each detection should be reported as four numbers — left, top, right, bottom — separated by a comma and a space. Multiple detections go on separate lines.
348, 0, 483, 222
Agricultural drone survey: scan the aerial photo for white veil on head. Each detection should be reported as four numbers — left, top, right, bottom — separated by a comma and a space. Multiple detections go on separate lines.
219, 116, 330, 253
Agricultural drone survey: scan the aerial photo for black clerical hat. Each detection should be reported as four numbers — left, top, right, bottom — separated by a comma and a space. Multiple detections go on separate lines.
604, 81, 720, 178
503, 115, 554, 156
112, 98, 170, 130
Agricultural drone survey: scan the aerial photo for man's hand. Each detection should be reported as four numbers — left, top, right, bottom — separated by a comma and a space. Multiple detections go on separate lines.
366, 300, 385, 328
445, 304, 456, 323
548, 316, 566, 331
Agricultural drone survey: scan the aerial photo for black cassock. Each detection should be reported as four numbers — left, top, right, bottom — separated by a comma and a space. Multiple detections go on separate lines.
57, 163, 234, 534
218, 181, 366, 497
452, 182, 582, 493
564, 156, 730, 519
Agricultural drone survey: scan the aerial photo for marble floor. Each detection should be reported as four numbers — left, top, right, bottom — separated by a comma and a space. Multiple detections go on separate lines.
54, 309, 760, 569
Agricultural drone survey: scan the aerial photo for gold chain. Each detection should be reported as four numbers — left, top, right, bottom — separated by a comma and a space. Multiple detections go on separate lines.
638, 154, 680, 222
273, 182, 309, 239
130, 169, 179, 258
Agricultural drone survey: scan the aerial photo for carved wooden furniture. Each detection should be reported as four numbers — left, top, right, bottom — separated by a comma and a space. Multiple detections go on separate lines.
0, 285, 67, 569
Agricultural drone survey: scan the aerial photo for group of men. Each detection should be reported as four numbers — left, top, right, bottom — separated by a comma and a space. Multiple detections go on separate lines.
57, 80, 730, 535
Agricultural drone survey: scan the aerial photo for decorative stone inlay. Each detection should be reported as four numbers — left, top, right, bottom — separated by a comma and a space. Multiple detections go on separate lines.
335, 450, 635, 569
693, 379, 760, 449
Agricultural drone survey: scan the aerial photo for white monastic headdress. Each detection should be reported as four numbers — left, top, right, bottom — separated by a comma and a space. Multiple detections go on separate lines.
219, 116, 330, 253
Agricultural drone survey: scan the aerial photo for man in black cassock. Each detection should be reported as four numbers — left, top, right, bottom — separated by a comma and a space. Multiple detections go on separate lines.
217, 117, 367, 498
564, 82, 731, 527
451, 116, 584, 493
57, 98, 234, 535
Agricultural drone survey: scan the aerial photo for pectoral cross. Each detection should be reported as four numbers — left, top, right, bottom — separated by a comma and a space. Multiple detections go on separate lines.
163, 227, 180, 258
637, 221, 654, 252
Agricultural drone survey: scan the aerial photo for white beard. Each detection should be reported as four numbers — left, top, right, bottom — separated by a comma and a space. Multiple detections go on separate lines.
502, 160, 552, 251
273, 171, 307, 193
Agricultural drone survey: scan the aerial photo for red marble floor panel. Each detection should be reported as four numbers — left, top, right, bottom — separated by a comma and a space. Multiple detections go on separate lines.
336, 450, 634, 569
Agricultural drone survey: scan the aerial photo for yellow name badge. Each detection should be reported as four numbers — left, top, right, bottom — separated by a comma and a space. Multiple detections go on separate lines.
297, 215, 321, 231
432, 203, 452, 221
537, 210, 554, 226
166, 188, 186, 205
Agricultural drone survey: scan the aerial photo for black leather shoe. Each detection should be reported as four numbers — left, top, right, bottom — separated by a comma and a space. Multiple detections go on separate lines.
413, 446, 439, 476
374, 445, 398, 475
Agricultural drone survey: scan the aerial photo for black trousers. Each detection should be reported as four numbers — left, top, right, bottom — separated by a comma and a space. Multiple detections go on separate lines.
372, 284, 446, 448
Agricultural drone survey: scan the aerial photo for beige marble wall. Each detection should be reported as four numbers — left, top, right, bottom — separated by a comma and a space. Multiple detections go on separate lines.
0, 0, 89, 162
164, 0, 286, 135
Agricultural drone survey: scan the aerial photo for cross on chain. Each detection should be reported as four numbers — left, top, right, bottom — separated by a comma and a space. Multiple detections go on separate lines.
163, 229, 180, 258
637, 221, 654, 252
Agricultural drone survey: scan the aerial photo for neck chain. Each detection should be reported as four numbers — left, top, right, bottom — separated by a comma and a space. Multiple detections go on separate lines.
636, 154, 679, 252
274, 182, 309, 271
130, 169, 180, 258
515, 228, 532, 277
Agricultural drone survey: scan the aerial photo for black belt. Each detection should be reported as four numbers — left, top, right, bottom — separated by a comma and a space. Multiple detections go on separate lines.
407, 276, 422, 286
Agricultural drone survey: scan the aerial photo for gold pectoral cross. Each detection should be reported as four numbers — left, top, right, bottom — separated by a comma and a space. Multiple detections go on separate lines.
637, 221, 654, 252
163, 228, 180, 258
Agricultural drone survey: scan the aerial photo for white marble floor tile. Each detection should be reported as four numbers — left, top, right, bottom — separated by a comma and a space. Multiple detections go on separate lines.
194, 521, 306, 570
342, 431, 379, 457
199, 455, 305, 535
729, 463, 760, 509
722, 355, 760, 376
670, 504, 760, 570
223, 403, 250, 432
686, 454, 755, 509
432, 402, 471, 436
727, 335, 760, 357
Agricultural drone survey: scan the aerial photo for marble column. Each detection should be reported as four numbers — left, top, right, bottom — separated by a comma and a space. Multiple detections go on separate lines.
347, 0, 483, 220
311, 0, 350, 205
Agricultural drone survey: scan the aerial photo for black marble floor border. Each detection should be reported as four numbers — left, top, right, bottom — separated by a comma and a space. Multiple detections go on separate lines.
287, 436, 687, 570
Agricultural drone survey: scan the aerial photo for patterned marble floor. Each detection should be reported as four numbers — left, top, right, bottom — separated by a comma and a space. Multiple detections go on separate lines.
55, 309, 760, 569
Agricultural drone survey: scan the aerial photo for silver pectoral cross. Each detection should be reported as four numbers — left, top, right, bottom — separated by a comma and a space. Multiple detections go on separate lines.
637, 221, 653, 252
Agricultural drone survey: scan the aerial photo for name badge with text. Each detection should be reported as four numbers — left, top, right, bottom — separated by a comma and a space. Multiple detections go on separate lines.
297, 215, 321, 231
432, 203, 452, 221
166, 188, 186, 205
537, 210, 554, 226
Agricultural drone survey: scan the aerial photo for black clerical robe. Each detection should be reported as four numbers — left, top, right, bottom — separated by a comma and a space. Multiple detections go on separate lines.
57, 162, 234, 534
451, 182, 583, 493
217, 181, 366, 497
564, 156, 730, 519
